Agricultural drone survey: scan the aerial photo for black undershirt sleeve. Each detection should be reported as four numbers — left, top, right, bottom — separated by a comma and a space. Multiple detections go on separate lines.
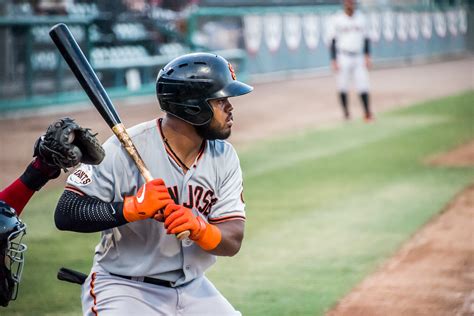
55, 190, 127, 233
330, 38, 337, 60
364, 37, 370, 56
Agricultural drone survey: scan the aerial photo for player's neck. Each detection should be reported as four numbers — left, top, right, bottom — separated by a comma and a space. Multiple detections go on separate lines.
160, 116, 204, 168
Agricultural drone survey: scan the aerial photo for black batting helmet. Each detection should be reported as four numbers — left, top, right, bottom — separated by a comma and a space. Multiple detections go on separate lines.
0, 201, 26, 307
156, 52, 253, 125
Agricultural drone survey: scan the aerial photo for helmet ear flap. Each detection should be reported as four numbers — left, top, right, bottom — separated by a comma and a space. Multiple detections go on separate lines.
163, 99, 213, 126
183, 104, 202, 115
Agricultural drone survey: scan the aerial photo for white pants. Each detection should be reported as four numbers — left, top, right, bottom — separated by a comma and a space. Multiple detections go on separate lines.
81, 267, 240, 316
337, 53, 370, 93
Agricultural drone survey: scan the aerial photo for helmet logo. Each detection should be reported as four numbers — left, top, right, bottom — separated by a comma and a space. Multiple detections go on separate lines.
228, 63, 236, 80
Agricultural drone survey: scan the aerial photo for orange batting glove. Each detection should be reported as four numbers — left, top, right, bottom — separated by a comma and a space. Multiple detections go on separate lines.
163, 204, 222, 251
123, 179, 173, 222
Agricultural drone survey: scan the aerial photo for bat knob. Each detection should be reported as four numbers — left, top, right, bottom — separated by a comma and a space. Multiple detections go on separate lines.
177, 230, 191, 241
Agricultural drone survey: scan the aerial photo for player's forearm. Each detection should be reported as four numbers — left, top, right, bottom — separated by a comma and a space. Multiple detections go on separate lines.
0, 179, 34, 216
0, 158, 59, 215
55, 189, 127, 232
208, 220, 245, 257
364, 37, 370, 57
330, 39, 337, 60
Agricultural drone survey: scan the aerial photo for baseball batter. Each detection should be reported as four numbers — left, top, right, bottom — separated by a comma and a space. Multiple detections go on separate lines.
54, 53, 253, 315
330, 0, 373, 121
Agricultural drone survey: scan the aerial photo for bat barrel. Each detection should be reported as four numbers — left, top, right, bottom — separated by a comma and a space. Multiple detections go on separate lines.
49, 23, 121, 128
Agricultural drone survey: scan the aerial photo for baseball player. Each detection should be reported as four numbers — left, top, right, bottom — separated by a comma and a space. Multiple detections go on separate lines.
330, 0, 373, 121
0, 118, 104, 307
54, 52, 253, 315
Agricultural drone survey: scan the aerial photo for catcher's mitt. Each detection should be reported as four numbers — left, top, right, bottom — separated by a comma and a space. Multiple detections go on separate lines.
34, 118, 105, 170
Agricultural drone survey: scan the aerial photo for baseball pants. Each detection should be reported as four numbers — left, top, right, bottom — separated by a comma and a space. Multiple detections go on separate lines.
81, 268, 241, 316
336, 52, 370, 93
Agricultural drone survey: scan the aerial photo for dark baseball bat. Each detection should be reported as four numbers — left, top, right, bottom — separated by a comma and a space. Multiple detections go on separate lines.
57, 267, 87, 285
49, 23, 190, 240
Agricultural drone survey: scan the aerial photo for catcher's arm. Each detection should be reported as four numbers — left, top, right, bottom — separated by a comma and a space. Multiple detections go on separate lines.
0, 118, 104, 215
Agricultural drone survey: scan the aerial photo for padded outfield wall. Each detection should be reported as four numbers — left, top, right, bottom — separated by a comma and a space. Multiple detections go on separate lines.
187, 4, 472, 78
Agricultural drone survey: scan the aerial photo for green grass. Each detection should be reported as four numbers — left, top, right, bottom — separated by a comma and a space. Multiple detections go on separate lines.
6, 91, 474, 315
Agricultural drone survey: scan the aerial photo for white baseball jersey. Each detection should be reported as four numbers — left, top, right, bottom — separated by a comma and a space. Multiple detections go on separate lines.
66, 118, 245, 286
331, 11, 369, 53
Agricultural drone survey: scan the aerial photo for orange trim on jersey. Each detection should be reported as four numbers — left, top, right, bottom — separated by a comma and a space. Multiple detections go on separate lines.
65, 185, 85, 196
195, 141, 207, 165
89, 272, 98, 316
208, 215, 246, 224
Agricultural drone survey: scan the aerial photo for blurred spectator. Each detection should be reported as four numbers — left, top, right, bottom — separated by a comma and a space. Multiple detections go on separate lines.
34, 0, 73, 15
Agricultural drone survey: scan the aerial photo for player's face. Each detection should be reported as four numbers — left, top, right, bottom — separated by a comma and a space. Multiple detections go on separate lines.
344, 0, 355, 15
194, 98, 234, 140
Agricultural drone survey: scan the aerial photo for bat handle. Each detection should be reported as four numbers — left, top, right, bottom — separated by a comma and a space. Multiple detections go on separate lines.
142, 171, 154, 183
144, 173, 191, 241
176, 230, 191, 240
142, 168, 191, 241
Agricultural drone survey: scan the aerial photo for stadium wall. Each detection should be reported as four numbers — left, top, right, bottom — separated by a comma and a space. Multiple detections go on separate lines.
0, 3, 471, 112
188, 4, 472, 79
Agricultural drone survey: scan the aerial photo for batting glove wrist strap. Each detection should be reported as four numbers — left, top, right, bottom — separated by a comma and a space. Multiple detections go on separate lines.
164, 204, 222, 251
194, 220, 222, 251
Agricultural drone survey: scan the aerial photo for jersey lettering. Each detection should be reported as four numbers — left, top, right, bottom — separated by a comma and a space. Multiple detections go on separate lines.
68, 166, 93, 186
338, 25, 362, 33
199, 190, 218, 216
168, 186, 179, 204
170, 184, 218, 216
183, 185, 195, 209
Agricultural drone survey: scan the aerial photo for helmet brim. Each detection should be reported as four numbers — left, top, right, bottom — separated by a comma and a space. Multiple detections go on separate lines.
209, 80, 253, 100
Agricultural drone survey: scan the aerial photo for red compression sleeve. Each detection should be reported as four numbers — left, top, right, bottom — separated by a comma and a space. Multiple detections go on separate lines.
0, 178, 35, 216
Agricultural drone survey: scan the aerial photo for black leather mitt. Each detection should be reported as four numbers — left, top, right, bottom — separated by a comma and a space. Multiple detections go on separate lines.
34, 117, 105, 171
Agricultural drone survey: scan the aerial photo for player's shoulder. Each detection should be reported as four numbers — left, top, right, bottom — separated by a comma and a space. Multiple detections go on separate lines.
103, 119, 157, 148
332, 11, 344, 21
207, 139, 238, 159
127, 119, 159, 139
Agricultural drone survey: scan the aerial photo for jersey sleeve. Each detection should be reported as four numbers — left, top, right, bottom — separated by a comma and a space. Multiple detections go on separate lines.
328, 12, 339, 41
208, 145, 245, 224
361, 13, 370, 38
65, 137, 135, 202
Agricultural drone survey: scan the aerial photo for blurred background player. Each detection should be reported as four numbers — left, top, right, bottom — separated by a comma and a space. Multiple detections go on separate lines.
330, 0, 373, 122
0, 118, 104, 307
54, 53, 253, 315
